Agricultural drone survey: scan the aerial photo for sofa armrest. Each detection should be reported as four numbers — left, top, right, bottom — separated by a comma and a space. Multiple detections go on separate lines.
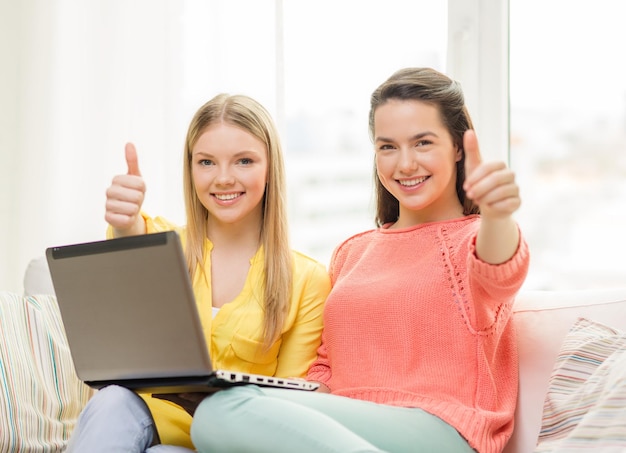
504, 289, 626, 453
23, 256, 55, 296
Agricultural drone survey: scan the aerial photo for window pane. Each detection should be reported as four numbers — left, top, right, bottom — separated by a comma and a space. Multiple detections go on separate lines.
283, 0, 448, 265
510, 0, 626, 289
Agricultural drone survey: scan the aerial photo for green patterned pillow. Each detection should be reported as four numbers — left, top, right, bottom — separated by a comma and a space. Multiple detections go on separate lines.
535, 317, 626, 452
0, 292, 94, 452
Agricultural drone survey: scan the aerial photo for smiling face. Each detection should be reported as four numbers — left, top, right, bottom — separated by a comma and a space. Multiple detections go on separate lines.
374, 99, 464, 227
191, 122, 268, 229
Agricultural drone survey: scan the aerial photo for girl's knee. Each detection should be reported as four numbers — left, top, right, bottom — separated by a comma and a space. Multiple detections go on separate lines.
191, 386, 264, 448
84, 385, 143, 416
195, 386, 263, 420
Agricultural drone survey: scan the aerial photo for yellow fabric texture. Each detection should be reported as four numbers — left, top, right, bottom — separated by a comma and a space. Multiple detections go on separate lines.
108, 214, 330, 448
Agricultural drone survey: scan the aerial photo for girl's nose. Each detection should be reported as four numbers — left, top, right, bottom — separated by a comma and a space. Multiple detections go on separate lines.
215, 167, 235, 185
398, 147, 419, 173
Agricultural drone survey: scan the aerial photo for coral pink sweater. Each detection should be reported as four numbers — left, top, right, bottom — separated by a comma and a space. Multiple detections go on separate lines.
307, 216, 530, 453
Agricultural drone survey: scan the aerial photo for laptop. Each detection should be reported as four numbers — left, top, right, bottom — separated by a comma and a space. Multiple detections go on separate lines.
45, 231, 319, 394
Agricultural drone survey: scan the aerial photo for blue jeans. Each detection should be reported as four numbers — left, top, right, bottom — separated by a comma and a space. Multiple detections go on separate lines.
191, 385, 474, 453
67, 385, 195, 453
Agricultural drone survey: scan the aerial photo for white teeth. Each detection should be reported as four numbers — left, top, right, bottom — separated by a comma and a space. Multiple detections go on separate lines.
399, 176, 428, 186
215, 193, 240, 201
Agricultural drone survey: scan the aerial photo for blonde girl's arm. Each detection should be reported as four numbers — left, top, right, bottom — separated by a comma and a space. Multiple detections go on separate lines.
273, 258, 331, 378
105, 143, 147, 237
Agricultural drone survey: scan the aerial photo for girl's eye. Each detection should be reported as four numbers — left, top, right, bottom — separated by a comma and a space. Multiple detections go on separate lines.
238, 157, 253, 165
415, 140, 432, 147
199, 159, 214, 166
377, 144, 395, 151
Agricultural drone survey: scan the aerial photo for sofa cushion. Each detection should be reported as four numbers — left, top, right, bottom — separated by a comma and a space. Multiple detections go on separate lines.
505, 289, 626, 453
0, 292, 94, 452
534, 317, 626, 451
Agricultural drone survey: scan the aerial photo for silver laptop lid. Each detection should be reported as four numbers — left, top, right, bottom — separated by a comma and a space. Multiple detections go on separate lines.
46, 231, 213, 383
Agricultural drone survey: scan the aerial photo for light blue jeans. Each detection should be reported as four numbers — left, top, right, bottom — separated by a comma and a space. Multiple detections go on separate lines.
67, 385, 195, 453
190, 385, 475, 453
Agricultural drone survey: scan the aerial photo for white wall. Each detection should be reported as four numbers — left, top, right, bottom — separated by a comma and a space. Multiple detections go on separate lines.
0, 1, 21, 291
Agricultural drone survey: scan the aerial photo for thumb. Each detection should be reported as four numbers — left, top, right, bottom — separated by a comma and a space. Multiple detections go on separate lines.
463, 129, 482, 176
125, 142, 141, 176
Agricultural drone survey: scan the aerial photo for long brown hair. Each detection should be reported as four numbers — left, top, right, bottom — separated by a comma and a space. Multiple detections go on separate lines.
368, 67, 480, 226
183, 94, 292, 346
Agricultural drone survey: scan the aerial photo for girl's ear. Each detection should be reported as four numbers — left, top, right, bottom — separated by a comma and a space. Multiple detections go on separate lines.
456, 146, 463, 163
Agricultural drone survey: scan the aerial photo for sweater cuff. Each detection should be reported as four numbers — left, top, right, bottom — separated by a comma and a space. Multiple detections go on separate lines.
306, 365, 332, 388
469, 229, 530, 282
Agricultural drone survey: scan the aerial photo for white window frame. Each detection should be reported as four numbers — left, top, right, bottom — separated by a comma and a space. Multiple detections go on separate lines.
447, 0, 509, 163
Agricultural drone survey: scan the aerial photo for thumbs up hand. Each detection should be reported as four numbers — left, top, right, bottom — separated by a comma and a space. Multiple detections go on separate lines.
125, 142, 141, 177
462, 130, 522, 264
462, 130, 520, 220
104, 143, 147, 236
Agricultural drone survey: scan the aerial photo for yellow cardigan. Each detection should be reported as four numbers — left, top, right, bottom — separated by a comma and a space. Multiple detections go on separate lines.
109, 215, 330, 448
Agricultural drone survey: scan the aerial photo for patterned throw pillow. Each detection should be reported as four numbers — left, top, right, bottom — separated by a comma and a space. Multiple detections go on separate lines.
0, 292, 94, 452
534, 317, 626, 452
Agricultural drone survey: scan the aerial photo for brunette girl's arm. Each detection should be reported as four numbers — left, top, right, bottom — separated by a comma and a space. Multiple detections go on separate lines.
462, 130, 521, 264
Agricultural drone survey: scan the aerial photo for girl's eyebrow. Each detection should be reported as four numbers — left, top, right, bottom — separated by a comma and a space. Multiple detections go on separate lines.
192, 149, 262, 157
375, 131, 439, 143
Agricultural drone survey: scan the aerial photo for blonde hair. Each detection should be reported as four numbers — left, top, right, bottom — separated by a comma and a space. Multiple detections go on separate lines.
182, 94, 292, 346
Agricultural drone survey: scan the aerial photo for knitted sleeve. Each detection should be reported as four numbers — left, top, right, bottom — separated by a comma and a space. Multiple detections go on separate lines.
465, 227, 530, 333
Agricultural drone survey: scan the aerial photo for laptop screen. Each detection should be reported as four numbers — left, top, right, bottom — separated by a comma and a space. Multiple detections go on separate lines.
47, 232, 213, 383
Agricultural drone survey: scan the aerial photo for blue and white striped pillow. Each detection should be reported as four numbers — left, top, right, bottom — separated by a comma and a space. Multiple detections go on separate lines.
535, 317, 626, 452
0, 292, 94, 452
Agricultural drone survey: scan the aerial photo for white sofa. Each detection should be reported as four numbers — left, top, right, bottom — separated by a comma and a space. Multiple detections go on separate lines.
505, 288, 626, 453
2, 257, 626, 452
